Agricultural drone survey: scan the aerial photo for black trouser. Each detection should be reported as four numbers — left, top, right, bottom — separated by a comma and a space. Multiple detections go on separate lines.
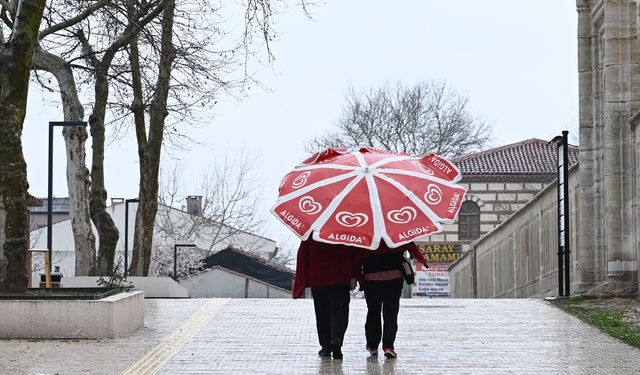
364, 277, 403, 349
311, 284, 351, 349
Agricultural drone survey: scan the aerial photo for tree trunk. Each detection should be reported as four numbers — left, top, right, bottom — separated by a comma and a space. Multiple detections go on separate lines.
88, 67, 120, 275
130, 0, 176, 276
0, 0, 46, 293
83, 40, 120, 276
127, 32, 148, 277
77, 3, 165, 276
32, 49, 96, 276
65, 127, 96, 275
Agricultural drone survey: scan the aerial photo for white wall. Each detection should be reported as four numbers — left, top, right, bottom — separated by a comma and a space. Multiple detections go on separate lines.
0, 291, 144, 339
181, 268, 291, 298
30, 202, 277, 277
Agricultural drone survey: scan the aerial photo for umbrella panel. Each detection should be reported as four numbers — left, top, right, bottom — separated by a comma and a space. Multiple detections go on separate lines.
273, 176, 356, 237
372, 175, 441, 245
278, 168, 354, 196
378, 172, 466, 221
315, 177, 376, 248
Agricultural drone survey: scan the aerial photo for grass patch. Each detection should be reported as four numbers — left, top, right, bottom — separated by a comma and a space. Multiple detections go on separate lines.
550, 297, 640, 348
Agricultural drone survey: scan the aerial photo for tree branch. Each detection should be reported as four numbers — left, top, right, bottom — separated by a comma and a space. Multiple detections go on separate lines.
76, 28, 100, 69
77, 1, 164, 71
38, 0, 110, 40
0, 0, 14, 18
308, 81, 492, 158
0, 6, 12, 30
108, 0, 165, 57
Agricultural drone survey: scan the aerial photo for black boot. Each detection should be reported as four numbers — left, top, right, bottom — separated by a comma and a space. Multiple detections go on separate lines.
330, 338, 343, 359
318, 347, 331, 357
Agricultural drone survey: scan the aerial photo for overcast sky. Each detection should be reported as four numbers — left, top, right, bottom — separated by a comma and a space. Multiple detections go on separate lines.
21, 1, 578, 249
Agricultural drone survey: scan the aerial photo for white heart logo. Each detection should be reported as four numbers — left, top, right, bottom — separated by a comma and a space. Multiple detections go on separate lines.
424, 184, 443, 205
298, 196, 322, 214
387, 206, 417, 224
292, 171, 311, 189
413, 161, 434, 175
335, 211, 369, 227
421, 166, 435, 175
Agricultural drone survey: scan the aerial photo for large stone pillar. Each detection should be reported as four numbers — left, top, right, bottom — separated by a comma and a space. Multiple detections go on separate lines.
577, 0, 597, 291
578, 0, 640, 296
632, 111, 640, 297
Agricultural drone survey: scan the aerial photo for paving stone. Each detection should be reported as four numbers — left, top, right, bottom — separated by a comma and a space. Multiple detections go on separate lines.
0, 299, 208, 375
1, 298, 640, 374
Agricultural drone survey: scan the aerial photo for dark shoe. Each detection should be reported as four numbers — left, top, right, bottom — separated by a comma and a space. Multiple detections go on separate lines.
318, 347, 331, 357
332, 347, 343, 360
366, 345, 378, 356
330, 338, 343, 360
383, 348, 397, 358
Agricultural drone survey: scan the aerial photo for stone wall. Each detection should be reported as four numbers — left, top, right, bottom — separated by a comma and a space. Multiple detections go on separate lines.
450, 167, 580, 298
418, 180, 548, 297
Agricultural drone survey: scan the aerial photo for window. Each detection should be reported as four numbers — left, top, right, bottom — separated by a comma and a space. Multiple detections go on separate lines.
458, 201, 481, 240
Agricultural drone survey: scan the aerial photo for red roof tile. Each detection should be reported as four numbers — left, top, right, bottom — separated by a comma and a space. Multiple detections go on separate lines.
453, 138, 579, 176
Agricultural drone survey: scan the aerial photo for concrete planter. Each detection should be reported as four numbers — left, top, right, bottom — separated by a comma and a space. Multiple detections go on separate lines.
0, 290, 144, 339
63, 276, 189, 298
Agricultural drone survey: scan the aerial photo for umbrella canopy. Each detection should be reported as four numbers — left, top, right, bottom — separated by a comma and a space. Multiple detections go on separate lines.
271, 147, 466, 250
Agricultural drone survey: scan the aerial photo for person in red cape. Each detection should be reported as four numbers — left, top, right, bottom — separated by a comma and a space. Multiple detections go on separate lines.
292, 238, 360, 360
358, 241, 427, 359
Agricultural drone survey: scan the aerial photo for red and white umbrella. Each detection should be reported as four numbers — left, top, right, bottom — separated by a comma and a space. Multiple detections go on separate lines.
271, 147, 466, 250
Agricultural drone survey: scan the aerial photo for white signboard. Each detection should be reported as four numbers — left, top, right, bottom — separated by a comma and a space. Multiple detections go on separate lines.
412, 263, 450, 297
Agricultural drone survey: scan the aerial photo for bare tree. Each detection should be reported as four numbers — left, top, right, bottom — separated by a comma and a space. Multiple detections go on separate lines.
14, 1, 157, 276
32, 0, 108, 275
149, 156, 267, 277
125, 0, 306, 275
149, 243, 204, 279
75, 1, 164, 275
20, 0, 309, 279
307, 81, 493, 159
0, 0, 46, 293
12, 1, 164, 276
270, 236, 296, 268
126, 0, 175, 276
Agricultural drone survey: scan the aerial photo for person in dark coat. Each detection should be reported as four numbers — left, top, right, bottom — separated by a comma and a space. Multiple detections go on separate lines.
359, 241, 427, 359
293, 238, 360, 359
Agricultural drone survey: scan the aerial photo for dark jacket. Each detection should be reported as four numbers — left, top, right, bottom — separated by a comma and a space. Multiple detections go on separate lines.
358, 242, 427, 289
362, 252, 406, 275
292, 239, 360, 299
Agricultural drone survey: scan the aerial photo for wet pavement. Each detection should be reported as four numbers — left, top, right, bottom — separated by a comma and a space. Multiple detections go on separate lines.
1, 298, 639, 374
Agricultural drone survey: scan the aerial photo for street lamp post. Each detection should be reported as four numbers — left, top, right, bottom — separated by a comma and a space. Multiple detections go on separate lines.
173, 244, 196, 281
47, 121, 87, 278
124, 198, 139, 277
550, 130, 571, 297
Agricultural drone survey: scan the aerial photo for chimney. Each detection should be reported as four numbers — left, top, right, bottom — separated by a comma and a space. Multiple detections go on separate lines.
186, 195, 203, 216
111, 198, 125, 206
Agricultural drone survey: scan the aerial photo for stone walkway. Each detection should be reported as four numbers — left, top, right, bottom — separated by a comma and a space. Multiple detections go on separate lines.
1, 298, 639, 374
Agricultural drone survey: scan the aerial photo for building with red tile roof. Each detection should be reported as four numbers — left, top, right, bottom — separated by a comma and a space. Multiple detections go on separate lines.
454, 138, 578, 182
414, 138, 578, 297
